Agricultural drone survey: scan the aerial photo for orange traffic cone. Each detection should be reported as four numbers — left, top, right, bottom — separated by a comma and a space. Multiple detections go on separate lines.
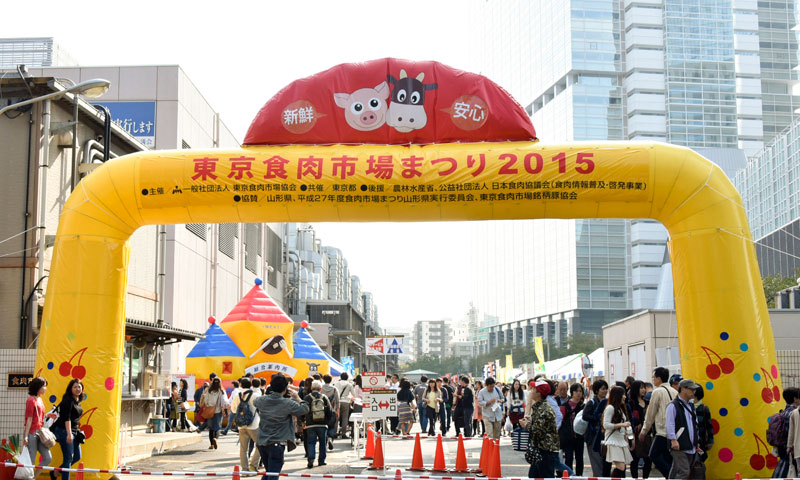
394, 469, 403, 480
481, 437, 495, 477
76, 462, 84, 480
407, 433, 426, 471
451, 434, 469, 473
473, 435, 489, 474
485, 440, 502, 479
431, 434, 447, 472
562, 469, 569, 479
233, 465, 240, 480
361, 428, 375, 460
367, 433, 385, 470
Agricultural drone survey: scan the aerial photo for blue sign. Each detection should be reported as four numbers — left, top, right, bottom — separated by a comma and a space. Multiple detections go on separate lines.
387, 338, 403, 354
341, 356, 355, 377
93, 101, 156, 148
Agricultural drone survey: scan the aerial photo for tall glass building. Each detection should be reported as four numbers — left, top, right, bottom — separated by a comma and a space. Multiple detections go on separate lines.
735, 117, 800, 277
469, 0, 800, 350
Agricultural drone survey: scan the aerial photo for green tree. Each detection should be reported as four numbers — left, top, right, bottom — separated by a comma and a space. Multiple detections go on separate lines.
400, 334, 602, 377
762, 267, 800, 308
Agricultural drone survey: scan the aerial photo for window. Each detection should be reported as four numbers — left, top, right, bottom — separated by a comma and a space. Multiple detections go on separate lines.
186, 224, 206, 240
219, 223, 238, 260
245, 223, 262, 274
267, 228, 282, 287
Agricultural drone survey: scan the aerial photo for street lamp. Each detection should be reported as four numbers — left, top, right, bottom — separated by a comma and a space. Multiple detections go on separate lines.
5, 78, 110, 348
0, 78, 110, 116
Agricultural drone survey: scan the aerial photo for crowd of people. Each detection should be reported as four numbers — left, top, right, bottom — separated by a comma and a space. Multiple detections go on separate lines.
18, 368, 800, 479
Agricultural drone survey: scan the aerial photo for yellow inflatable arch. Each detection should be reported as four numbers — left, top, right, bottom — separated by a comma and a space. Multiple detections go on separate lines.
37, 59, 778, 479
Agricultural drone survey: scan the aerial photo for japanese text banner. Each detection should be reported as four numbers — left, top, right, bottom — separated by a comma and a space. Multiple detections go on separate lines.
136, 142, 652, 223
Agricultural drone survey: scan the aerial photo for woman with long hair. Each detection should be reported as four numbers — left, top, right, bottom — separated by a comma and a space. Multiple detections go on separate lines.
506, 379, 525, 429
602, 385, 633, 478
23, 377, 52, 475
348, 375, 363, 441
472, 380, 484, 436
562, 382, 585, 477
396, 379, 416, 435
168, 382, 180, 431
52, 378, 84, 480
424, 379, 442, 436
178, 379, 190, 431
628, 380, 652, 478
200, 378, 225, 449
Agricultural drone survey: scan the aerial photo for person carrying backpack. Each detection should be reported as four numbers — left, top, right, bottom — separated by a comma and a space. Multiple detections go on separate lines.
230, 378, 261, 471
772, 387, 800, 476
303, 380, 332, 469
640, 367, 679, 477
582, 379, 609, 477
320, 375, 340, 450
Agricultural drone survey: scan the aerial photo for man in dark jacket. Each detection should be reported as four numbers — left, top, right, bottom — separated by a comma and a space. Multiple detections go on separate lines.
253, 375, 309, 477
459, 376, 474, 437
665, 379, 704, 479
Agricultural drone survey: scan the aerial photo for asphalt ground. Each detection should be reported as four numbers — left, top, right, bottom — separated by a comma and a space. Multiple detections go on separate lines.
124, 426, 561, 479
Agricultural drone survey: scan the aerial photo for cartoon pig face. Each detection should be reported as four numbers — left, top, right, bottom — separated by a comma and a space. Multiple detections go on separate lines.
333, 82, 390, 131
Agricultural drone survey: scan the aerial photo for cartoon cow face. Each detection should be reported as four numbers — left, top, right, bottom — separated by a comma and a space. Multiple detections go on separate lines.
386, 69, 438, 133
333, 82, 390, 131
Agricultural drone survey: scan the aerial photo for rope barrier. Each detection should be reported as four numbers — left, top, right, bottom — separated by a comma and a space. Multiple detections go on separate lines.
2, 463, 794, 480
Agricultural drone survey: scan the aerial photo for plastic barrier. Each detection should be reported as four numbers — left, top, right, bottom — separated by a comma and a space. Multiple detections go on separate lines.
1, 462, 790, 480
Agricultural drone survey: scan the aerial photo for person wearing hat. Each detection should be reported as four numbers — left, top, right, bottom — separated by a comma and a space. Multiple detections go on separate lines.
665, 379, 705, 479
520, 380, 559, 478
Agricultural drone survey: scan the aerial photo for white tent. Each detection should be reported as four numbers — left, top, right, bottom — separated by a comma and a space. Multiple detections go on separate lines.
588, 347, 605, 378
544, 348, 606, 380
550, 353, 586, 380
542, 353, 583, 379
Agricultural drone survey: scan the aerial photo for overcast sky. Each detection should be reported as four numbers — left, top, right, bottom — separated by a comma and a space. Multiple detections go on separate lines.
3, 0, 491, 330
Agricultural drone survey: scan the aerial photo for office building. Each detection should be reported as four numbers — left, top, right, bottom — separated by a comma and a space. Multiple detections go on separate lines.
0, 39, 290, 444
469, 0, 800, 349
285, 223, 388, 372
0, 37, 77, 69
735, 116, 800, 278
411, 319, 452, 358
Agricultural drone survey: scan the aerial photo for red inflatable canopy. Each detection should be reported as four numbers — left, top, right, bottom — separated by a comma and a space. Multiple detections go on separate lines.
244, 58, 536, 145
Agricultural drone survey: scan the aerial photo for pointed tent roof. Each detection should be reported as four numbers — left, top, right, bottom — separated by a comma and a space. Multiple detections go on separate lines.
187, 323, 245, 358
293, 328, 328, 360
324, 352, 345, 376
220, 283, 294, 324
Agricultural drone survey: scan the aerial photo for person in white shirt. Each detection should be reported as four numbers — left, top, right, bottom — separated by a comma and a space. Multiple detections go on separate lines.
477, 377, 505, 440
230, 378, 261, 471
221, 380, 241, 436
335, 373, 354, 439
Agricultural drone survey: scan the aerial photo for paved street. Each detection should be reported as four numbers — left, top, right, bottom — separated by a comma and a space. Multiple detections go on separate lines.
125, 428, 543, 479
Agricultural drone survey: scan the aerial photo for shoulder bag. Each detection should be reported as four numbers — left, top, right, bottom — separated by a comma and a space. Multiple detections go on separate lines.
524, 425, 542, 465
201, 392, 217, 418
35, 427, 56, 448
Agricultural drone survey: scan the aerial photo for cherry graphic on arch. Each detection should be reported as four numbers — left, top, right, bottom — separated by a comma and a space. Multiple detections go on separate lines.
58, 348, 88, 380
759, 368, 781, 404
701, 346, 734, 380
79, 407, 97, 440
750, 433, 779, 470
